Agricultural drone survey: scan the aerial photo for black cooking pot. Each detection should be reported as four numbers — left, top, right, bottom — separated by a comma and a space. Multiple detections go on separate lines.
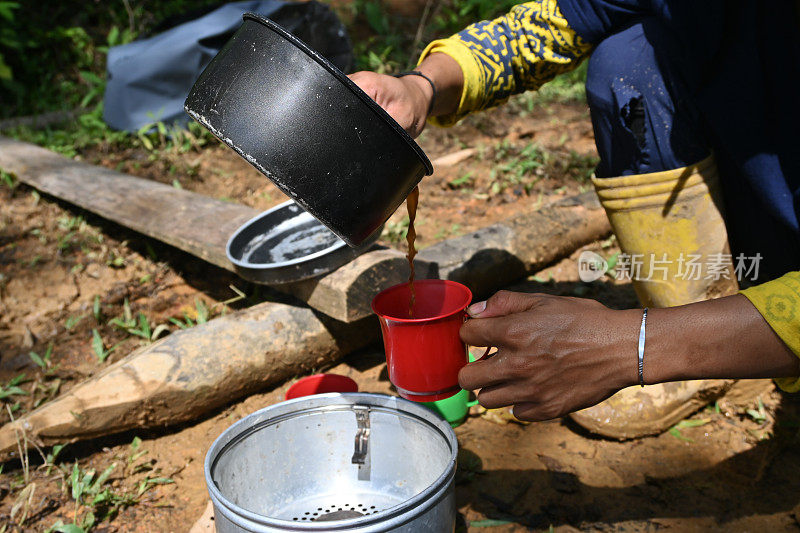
184, 13, 433, 247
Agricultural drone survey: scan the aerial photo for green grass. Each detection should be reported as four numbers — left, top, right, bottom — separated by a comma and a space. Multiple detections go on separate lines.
1, 2, 217, 162
90, 329, 116, 363
107, 299, 169, 343
508, 61, 589, 115
484, 141, 550, 196
40, 436, 174, 532
343, 0, 587, 109
346, 0, 535, 72
29, 342, 58, 376
448, 172, 475, 189
2, 0, 588, 162
0, 373, 28, 401
6, 106, 130, 158
534, 60, 588, 103
668, 418, 710, 443
169, 298, 210, 329
0, 1, 220, 118
382, 216, 411, 243
6, 104, 215, 159
0, 168, 17, 191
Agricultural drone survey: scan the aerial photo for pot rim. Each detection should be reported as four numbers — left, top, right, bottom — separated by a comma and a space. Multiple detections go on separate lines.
241, 12, 433, 176
204, 393, 457, 530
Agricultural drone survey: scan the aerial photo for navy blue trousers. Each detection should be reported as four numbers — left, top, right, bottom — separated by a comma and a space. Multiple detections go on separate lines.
584, 20, 799, 280
585, 20, 708, 178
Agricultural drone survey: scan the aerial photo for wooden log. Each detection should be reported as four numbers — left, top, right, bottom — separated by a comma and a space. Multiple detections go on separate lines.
0, 300, 375, 461
283, 247, 431, 323
0, 136, 255, 271
0, 137, 611, 323
0, 108, 81, 132
0, 137, 424, 322
0, 141, 609, 456
430, 148, 476, 168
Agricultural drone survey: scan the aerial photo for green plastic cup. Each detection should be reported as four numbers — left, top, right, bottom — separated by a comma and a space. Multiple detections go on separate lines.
422, 389, 478, 427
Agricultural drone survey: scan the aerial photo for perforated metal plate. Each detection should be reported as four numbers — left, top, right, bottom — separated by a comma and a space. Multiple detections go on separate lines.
280, 493, 403, 522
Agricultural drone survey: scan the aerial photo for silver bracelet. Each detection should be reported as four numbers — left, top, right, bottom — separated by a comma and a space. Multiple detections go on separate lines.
638, 308, 648, 387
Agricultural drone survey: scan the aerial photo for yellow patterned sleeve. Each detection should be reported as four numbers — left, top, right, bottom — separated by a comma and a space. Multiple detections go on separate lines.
418, 0, 593, 126
741, 271, 800, 392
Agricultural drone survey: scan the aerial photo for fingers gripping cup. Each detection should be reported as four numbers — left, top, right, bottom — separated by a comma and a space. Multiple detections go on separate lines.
372, 280, 473, 402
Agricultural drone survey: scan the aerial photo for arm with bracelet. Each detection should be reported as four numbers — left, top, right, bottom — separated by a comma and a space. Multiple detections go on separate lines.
458, 290, 798, 422
349, 0, 800, 421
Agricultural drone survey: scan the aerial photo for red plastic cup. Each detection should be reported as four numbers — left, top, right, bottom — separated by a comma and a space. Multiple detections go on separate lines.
285, 374, 358, 400
371, 279, 473, 402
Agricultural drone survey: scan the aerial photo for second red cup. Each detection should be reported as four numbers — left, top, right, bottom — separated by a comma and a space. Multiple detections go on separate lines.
371, 279, 473, 402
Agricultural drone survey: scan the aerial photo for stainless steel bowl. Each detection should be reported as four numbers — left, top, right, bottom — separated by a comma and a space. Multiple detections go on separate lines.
226, 200, 381, 285
205, 393, 458, 532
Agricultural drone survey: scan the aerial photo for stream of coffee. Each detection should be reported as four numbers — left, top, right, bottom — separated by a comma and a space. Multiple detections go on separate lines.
406, 186, 419, 317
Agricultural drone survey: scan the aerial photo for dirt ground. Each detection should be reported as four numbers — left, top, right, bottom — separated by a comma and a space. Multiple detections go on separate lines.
2, 99, 800, 532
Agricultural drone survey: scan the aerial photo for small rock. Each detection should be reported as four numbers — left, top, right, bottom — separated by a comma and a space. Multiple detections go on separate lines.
21, 326, 35, 348
85, 262, 101, 279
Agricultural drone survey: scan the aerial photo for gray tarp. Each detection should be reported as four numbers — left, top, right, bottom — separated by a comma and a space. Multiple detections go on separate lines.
103, 0, 352, 132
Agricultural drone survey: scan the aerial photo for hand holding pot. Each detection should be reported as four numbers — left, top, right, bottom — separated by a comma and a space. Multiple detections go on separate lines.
349, 71, 432, 137
349, 52, 466, 137
458, 291, 640, 422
